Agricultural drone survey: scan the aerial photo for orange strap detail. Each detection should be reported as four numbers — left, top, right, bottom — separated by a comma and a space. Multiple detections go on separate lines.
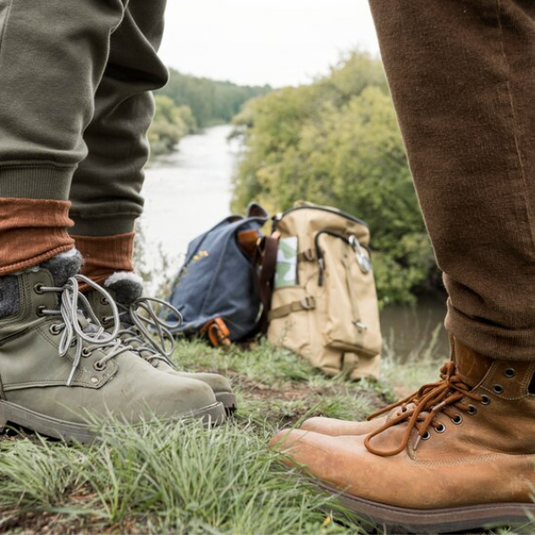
201, 317, 231, 348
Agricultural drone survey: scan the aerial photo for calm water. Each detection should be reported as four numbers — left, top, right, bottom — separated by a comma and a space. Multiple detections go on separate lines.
141, 125, 449, 359
140, 125, 238, 267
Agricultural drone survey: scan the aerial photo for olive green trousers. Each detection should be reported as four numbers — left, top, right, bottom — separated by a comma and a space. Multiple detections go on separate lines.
0, 0, 167, 235
369, 0, 535, 360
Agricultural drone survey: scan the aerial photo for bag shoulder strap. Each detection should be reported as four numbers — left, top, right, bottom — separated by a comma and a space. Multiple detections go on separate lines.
251, 233, 279, 335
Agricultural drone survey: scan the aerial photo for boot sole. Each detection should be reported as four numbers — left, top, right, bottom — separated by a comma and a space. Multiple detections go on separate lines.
215, 392, 237, 415
0, 400, 226, 445
322, 484, 535, 534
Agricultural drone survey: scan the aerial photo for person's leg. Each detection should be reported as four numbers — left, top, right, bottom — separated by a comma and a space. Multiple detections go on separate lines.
67, 0, 236, 412
301, 0, 535, 438
372, 0, 535, 361
68, 0, 168, 285
271, 1, 535, 531
0, 0, 128, 272
0, 0, 225, 441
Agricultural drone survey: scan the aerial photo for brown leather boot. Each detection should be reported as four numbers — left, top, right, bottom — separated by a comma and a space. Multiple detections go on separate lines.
270, 338, 535, 533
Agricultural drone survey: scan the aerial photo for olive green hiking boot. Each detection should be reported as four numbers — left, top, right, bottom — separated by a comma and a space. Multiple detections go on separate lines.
0, 251, 225, 443
85, 272, 237, 414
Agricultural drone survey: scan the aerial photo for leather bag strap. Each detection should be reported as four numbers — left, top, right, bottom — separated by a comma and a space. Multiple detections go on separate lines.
251, 234, 279, 335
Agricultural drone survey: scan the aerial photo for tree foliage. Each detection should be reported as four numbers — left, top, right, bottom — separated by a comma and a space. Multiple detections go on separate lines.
148, 95, 197, 155
158, 69, 271, 128
231, 52, 438, 305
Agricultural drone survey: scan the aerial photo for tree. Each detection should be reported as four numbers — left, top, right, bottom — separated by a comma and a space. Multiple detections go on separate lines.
148, 96, 197, 155
231, 51, 438, 305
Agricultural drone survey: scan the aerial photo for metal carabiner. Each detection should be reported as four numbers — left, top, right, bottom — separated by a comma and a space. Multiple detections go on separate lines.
348, 235, 371, 274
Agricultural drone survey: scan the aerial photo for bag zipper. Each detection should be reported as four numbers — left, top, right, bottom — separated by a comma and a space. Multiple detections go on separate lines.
315, 230, 371, 286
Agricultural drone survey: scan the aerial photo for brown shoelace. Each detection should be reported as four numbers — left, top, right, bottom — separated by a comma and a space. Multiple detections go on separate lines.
364, 361, 483, 457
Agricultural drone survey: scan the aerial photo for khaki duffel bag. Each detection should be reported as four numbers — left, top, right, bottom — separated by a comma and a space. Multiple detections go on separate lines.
266, 201, 382, 380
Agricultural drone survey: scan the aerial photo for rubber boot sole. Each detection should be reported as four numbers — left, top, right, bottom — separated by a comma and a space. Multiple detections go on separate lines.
323, 484, 535, 534
215, 392, 237, 415
0, 399, 226, 445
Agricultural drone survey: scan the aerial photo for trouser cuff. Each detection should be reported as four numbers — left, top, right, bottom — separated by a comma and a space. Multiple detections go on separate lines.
445, 300, 535, 361
69, 214, 138, 236
0, 164, 74, 200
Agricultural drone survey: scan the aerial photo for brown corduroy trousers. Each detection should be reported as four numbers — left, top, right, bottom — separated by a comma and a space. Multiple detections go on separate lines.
369, 0, 535, 360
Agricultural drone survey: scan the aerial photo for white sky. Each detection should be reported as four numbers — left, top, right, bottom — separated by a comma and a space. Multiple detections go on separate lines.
160, 0, 380, 88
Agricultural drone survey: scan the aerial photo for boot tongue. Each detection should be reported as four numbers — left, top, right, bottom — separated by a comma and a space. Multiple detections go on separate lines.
452, 337, 493, 388
104, 272, 144, 306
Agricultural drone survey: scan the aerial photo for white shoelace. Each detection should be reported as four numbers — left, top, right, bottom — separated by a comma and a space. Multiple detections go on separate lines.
104, 297, 182, 367
39, 274, 132, 386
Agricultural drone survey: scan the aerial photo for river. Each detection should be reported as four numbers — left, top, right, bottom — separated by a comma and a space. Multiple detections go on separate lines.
141, 125, 449, 360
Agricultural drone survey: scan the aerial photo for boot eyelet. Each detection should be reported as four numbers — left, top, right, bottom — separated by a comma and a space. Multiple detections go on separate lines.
36, 305, 46, 317
421, 431, 431, 441
451, 414, 463, 425
481, 395, 491, 405
435, 423, 446, 434
101, 316, 111, 325
34, 283, 45, 294
493, 384, 504, 394
81, 348, 92, 358
93, 361, 106, 371
504, 368, 516, 378
468, 405, 477, 415
49, 324, 62, 335
100, 297, 109, 306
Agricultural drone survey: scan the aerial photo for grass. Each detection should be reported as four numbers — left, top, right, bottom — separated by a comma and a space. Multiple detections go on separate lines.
0, 339, 516, 534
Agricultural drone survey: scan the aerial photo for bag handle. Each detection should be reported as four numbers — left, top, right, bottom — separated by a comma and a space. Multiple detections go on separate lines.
247, 202, 268, 219
251, 233, 279, 335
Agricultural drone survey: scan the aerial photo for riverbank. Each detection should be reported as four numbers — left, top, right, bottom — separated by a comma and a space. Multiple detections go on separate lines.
141, 125, 238, 266
140, 125, 449, 359
0, 339, 443, 535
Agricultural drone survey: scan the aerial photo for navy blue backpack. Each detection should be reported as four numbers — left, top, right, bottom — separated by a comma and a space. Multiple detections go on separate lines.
165, 203, 275, 346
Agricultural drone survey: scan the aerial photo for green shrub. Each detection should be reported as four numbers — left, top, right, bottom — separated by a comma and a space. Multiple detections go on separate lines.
231, 51, 438, 305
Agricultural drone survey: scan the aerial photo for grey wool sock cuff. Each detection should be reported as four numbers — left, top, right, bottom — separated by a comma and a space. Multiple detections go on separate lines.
0, 275, 19, 318
0, 250, 83, 319
104, 272, 144, 305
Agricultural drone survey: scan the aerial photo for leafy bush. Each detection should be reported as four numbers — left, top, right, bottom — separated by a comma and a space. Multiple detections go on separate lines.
159, 69, 271, 129
148, 95, 197, 155
231, 51, 438, 305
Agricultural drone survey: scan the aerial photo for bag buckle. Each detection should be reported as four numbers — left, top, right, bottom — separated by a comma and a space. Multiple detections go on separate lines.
354, 320, 368, 331
300, 296, 316, 310
201, 318, 231, 349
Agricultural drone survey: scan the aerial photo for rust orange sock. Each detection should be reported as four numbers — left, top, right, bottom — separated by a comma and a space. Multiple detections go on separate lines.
72, 232, 136, 286
0, 198, 75, 276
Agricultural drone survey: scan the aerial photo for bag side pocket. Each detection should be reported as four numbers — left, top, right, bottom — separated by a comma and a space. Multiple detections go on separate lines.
318, 232, 382, 357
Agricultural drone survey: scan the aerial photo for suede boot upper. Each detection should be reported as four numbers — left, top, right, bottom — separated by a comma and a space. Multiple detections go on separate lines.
0, 253, 224, 442
272, 339, 535, 514
85, 272, 235, 409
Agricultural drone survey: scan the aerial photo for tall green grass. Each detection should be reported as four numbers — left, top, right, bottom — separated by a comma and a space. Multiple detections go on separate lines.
0, 417, 364, 534
0, 337, 514, 535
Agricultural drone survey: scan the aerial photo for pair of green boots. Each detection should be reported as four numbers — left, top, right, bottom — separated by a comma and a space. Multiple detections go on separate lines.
0, 250, 236, 443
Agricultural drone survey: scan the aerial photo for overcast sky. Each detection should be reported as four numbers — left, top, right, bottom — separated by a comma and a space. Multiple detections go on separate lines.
159, 0, 380, 88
